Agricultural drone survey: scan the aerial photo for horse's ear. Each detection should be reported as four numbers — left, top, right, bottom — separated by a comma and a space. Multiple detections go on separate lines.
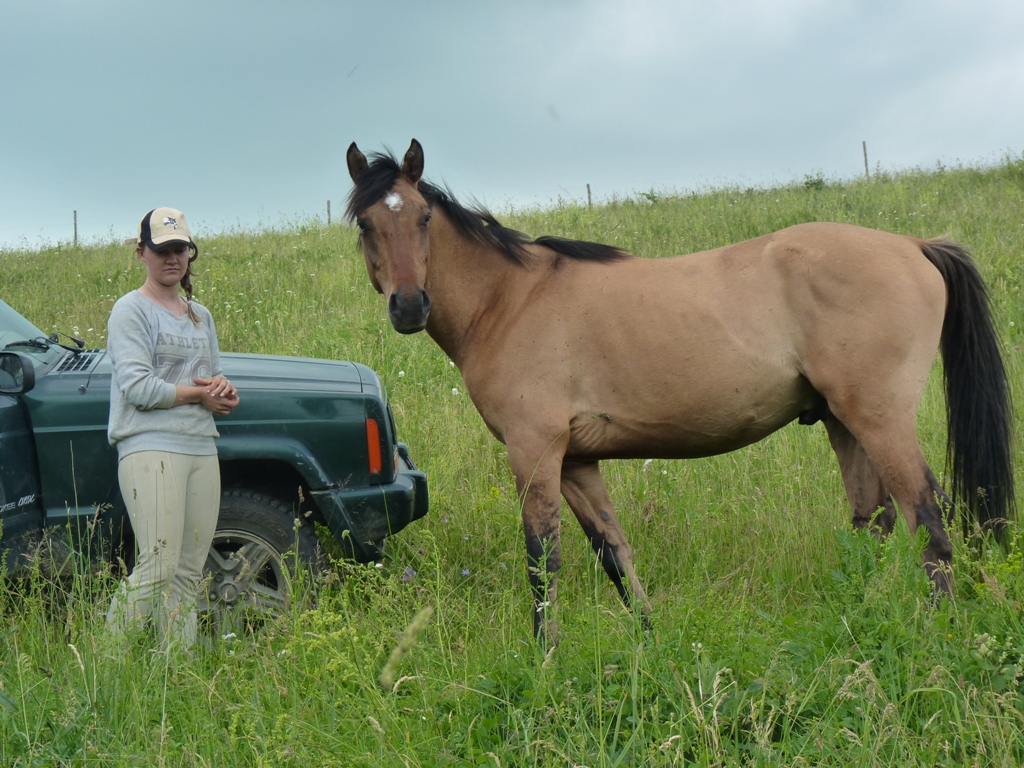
401, 139, 424, 183
347, 142, 368, 183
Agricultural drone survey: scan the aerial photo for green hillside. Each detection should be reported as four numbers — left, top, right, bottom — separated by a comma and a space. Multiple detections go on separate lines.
1, 156, 1023, 766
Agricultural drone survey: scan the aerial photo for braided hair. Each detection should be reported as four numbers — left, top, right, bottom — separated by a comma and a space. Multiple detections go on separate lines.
181, 242, 201, 325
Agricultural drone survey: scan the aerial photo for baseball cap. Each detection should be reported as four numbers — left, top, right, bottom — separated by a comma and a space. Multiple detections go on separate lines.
125, 207, 194, 250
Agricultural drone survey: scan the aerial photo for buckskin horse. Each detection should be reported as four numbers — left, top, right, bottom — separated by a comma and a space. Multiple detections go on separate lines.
346, 139, 1014, 644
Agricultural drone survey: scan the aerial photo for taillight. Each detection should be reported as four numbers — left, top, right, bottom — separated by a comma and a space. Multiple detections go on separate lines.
366, 417, 382, 475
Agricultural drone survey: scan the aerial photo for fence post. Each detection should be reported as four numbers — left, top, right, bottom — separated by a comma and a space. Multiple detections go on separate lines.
74, 210, 78, 246
587, 184, 592, 210
862, 141, 869, 179
327, 200, 331, 226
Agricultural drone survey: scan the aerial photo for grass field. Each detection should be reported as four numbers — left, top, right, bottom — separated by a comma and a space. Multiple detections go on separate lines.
1, 156, 1023, 766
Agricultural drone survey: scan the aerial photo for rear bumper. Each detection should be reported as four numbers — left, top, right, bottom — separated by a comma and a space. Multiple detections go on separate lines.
310, 444, 428, 562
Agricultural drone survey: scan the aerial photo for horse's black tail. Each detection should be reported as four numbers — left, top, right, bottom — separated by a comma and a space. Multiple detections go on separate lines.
920, 239, 1015, 540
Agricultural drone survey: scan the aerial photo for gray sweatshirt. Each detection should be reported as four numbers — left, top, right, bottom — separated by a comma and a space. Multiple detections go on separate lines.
107, 290, 222, 458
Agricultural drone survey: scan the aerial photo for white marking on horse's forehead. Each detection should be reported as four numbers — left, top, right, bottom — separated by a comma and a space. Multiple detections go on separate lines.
384, 192, 404, 212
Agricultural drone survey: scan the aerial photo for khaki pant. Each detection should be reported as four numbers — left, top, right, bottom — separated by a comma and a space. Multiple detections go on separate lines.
106, 450, 220, 649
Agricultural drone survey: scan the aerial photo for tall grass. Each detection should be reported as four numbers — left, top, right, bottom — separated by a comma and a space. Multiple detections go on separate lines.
1, 156, 1023, 766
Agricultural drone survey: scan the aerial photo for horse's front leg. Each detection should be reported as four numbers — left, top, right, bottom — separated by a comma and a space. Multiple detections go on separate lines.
561, 460, 652, 625
507, 436, 568, 647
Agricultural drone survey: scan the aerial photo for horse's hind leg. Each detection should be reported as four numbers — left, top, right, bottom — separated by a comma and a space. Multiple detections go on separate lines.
828, 405, 954, 594
560, 460, 652, 621
823, 413, 896, 535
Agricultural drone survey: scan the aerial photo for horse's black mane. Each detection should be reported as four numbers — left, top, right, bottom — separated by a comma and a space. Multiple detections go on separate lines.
346, 150, 630, 267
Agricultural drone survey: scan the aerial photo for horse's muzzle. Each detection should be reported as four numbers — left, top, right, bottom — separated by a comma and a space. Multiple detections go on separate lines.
388, 288, 431, 334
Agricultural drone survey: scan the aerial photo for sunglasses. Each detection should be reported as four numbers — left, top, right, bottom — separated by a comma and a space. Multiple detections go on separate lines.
147, 243, 191, 257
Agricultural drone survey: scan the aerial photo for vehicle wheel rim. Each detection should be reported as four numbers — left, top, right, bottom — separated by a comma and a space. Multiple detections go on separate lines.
199, 528, 291, 635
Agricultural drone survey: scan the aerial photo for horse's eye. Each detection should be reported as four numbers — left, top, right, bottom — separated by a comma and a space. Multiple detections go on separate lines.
356, 218, 369, 233
422, 213, 432, 227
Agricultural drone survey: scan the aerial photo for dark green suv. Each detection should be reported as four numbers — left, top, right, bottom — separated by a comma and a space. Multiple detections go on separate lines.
0, 298, 428, 619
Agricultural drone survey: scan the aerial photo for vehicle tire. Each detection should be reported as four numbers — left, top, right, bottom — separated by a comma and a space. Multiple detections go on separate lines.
199, 489, 320, 634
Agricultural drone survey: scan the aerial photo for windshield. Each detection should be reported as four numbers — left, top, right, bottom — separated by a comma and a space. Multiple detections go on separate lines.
0, 299, 68, 368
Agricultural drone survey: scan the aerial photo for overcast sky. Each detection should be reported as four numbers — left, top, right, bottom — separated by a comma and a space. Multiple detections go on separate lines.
2, 1, 1022, 250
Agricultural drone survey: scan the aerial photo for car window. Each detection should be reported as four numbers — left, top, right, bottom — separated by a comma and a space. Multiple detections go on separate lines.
0, 299, 47, 338
0, 299, 68, 369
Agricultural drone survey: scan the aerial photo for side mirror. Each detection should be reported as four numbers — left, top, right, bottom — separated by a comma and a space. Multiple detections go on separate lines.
0, 352, 35, 395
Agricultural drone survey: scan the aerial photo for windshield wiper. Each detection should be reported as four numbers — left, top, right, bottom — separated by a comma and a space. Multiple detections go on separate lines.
3, 335, 82, 354
48, 331, 84, 353
3, 337, 52, 351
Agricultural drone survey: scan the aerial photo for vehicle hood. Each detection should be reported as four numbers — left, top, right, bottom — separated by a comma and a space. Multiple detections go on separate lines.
85, 351, 376, 395
219, 353, 367, 394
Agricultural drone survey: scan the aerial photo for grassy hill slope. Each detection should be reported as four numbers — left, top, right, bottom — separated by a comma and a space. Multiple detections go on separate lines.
1, 157, 1023, 766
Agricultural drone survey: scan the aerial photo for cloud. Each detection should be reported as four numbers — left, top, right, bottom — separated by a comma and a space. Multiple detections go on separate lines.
865, 41, 1024, 167
2, 1, 1023, 246
520, 0, 829, 79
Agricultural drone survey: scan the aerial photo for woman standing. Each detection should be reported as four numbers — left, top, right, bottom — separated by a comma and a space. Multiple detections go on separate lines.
106, 207, 239, 650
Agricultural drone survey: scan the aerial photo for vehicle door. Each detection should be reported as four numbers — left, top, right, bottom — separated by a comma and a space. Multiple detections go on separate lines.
0, 392, 44, 568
